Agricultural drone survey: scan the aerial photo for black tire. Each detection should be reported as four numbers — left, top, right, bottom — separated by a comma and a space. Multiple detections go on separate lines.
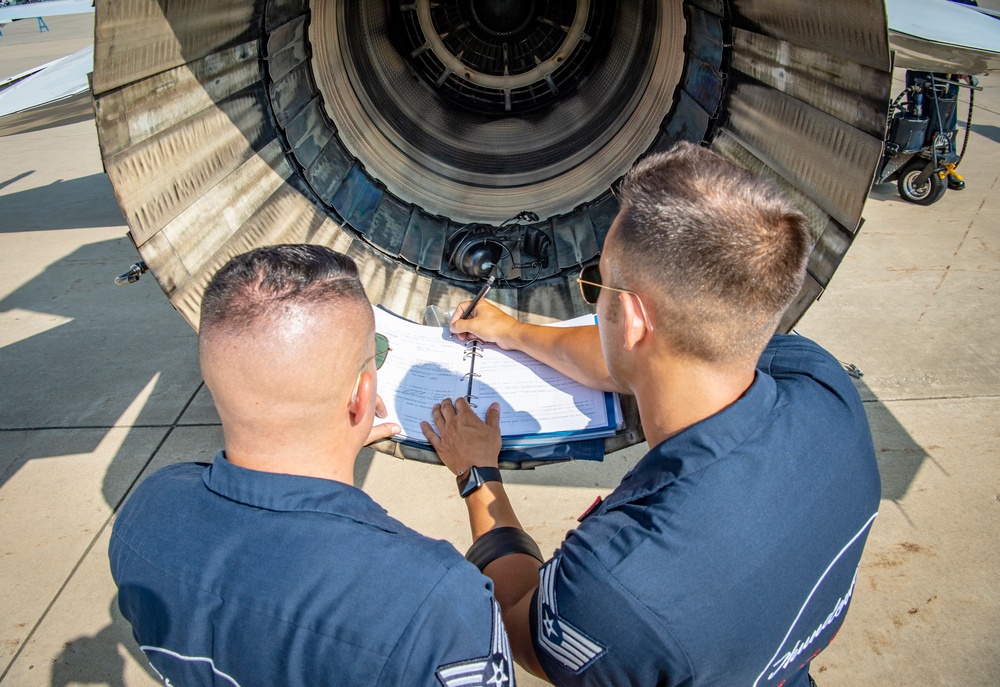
897, 160, 947, 205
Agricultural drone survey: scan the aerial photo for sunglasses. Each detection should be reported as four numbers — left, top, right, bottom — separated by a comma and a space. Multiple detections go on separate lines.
373, 332, 390, 370
576, 264, 653, 330
352, 333, 390, 403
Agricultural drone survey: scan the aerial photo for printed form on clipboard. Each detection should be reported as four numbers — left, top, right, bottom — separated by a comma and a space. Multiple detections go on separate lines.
372, 305, 625, 449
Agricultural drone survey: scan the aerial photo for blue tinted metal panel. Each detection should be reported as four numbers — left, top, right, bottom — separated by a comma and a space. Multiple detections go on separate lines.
683, 56, 725, 115
306, 136, 353, 206
551, 212, 599, 270
367, 194, 412, 256
265, 0, 309, 33
665, 90, 712, 144
266, 15, 309, 83
587, 194, 619, 246
687, 5, 725, 69
687, 0, 726, 17
268, 62, 315, 127
399, 210, 447, 271
333, 164, 383, 235
283, 97, 333, 169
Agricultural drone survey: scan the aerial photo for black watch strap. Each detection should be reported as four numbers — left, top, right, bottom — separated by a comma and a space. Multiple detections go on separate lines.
457, 466, 502, 498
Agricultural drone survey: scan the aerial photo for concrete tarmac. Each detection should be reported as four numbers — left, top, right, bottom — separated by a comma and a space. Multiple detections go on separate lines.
1, 13, 998, 687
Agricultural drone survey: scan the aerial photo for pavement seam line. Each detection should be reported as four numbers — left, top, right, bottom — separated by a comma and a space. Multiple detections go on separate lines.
1, 422, 221, 432
0, 382, 205, 684
862, 393, 1000, 404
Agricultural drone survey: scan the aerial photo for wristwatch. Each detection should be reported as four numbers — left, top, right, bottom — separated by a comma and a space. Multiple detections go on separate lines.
456, 466, 503, 498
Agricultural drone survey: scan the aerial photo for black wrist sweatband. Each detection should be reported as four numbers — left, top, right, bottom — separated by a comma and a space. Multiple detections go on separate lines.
465, 527, 544, 572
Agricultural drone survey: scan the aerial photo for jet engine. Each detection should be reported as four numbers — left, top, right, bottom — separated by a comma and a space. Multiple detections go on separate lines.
92, 0, 891, 459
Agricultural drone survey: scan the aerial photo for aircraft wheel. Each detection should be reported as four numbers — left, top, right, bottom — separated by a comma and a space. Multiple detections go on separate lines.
897, 160, 946, 205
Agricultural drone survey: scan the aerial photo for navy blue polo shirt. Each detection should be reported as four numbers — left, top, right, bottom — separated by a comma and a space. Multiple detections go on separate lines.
110, 455, 515, 687
530, 334, 881, 686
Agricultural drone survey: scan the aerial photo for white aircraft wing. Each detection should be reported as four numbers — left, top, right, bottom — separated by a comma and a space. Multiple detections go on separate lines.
887, 0, 1000, 74
0, 0, 94, 23
0, 44, 93, 136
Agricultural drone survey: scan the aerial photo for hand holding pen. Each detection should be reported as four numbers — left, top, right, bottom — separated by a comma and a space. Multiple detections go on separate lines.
459, 263, 499, 322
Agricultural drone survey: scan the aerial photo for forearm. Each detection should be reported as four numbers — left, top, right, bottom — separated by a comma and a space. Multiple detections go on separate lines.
465, 484, 540, 609
507, 323, 623, 393
464, 483, 548, 678
464, 481, 524, 539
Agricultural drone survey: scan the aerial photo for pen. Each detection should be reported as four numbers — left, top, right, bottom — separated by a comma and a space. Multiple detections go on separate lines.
460, 264, 498, 320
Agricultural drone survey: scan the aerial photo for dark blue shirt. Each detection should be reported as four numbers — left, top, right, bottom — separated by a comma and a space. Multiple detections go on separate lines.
110, 455, 515, 687
530, 334, 880, 686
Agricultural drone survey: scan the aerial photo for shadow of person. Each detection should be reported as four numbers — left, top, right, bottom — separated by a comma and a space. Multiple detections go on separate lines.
0, 235, 202, 500
50, 597, 159, 687
855, 376, 934, 503
0, 172, 126, 233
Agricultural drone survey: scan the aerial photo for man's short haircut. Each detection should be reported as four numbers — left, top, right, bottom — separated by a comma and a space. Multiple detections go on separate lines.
614, 141, 810, 364
199, 244, 368, 335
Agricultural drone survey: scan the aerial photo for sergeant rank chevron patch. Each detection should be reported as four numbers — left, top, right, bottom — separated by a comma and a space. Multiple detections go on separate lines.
436, 598, 515, 687
536, 557, 607, 673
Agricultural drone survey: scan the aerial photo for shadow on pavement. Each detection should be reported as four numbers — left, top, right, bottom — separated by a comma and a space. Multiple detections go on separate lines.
861, 384, 935, 504
49, 598, 158, 687
0, 172, 126, 232
0, 236, 201, 506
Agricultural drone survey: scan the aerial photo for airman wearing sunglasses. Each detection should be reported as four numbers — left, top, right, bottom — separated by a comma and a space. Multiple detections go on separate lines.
110, 245, 518, 687
423, 142, 881, 687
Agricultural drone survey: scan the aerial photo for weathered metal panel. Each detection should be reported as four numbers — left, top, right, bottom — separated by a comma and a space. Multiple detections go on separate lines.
104, 90, 271, 246
269, 62, 317, 128
170, 185, 348, 327
664, 90, 713, 144
731, 28, 890, 139
552, 213, 600, 270
777, 272, 824, 334
731, 0, 890, 72
265, 0, 308, 33
343, 240, 436, 321
160, 139, 292, 277
93, 0, 189, 95
809, 219, 855, 290
588, 194, 619, 247
93, 88, 131, 159
517, 279, 589, 325
283, 97, 334, 170
399, 209, 447, 272
306, 136, 354, 207
687, 0, 726, 17
716, 79, 884, 232
93, 0, 261, 95
687, 4, 725, 69
120, 43, 261, 146
366, 194, 412, 258
266, 15, 309, 83
137, 229, 188, 300
683, 56, 726, 116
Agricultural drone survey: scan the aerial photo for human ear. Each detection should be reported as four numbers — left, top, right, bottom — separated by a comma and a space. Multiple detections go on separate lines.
349, 369, 376, 427
619, 291, 649, 350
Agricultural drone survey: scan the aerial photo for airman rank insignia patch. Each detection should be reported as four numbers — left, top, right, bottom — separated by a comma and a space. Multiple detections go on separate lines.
536, 557, 606, 673
437, 598, 515, 687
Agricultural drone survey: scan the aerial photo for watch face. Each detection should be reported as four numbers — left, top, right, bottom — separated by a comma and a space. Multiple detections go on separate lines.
458, 468, 483, 498
458, 466, 501, 497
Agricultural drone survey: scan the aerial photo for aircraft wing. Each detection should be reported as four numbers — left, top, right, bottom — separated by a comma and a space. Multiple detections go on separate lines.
0, 44, 93, 136
0, 0, 94, 23
887, 0, 1000, 74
